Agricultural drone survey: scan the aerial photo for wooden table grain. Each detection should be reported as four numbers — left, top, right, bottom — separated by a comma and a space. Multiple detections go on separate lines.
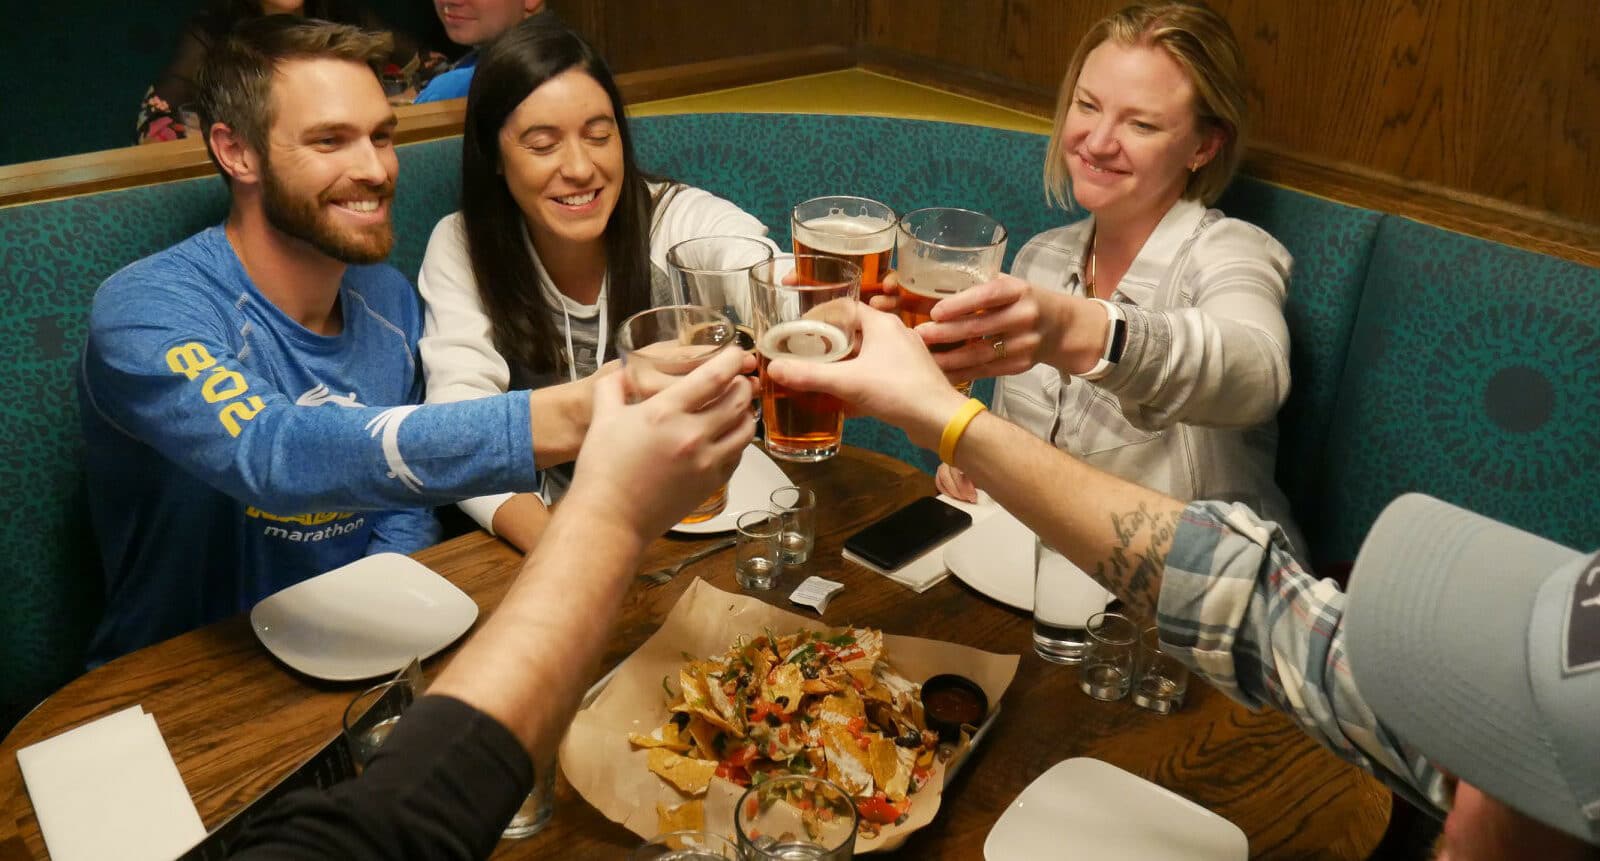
0, 447, 1389, 859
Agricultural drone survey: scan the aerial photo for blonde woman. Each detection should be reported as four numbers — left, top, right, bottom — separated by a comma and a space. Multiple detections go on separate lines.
915, 1, 1305, 559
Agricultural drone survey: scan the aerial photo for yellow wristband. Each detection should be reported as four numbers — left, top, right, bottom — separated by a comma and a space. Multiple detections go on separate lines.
938, 399, 988, 465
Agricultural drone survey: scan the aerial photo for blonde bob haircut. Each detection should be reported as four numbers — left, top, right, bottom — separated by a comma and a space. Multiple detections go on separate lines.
1043, 1, 1247, 210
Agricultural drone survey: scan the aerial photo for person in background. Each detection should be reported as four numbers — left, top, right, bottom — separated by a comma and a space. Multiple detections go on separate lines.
84, 18, 582, 663
418, 15, 776, 551
768, 304, 1600, 861
412, 0, 546, 104
897, 1, 1307, 560
137, 0, 443, 143
228, 349, 754, 859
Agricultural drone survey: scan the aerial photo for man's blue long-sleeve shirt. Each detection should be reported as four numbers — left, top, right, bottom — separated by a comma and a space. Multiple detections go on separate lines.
80, 226, 537, 662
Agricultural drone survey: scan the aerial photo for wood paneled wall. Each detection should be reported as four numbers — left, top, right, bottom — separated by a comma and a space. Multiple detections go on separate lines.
860, 0, 1600, 233
549, 0, 859, 72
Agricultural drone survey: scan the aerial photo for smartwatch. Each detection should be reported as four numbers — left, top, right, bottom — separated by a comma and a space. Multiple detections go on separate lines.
1080, 298, 1127, 379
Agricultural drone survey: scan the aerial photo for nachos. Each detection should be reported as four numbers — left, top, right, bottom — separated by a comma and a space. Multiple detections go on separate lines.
632, 627, 946, 837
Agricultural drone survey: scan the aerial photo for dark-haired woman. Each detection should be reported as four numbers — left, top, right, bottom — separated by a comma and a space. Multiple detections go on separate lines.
137, 0, 441, 142
418, 16, 775, 551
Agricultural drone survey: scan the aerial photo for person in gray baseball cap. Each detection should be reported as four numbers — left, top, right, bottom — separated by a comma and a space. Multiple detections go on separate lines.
769, 304, 1599, 860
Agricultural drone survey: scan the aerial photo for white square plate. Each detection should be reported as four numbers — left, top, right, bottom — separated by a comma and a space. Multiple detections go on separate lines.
984, 758, 1247, 860
249, 553, 478, 681
669, 444, 792, 535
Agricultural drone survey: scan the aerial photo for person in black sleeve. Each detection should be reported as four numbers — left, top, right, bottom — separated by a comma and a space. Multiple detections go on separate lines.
228, 346, 755, 858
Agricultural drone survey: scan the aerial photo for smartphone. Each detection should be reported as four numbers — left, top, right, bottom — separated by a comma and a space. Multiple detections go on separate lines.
844, 496, 973, 571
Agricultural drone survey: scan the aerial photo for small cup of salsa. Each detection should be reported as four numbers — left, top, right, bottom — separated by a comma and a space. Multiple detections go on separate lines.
920, 673, 989, 742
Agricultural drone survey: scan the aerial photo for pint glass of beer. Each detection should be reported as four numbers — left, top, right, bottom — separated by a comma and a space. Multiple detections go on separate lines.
749, 255, 861, 463
895, 207, 1008, 394
791, 196, 895, 301
616, 305, 737, 523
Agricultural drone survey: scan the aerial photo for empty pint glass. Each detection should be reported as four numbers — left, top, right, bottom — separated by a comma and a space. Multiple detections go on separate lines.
617, 305, 736, 522
791, 196, 896, 301
666, 235, 774, 353
749, 255, 860, 463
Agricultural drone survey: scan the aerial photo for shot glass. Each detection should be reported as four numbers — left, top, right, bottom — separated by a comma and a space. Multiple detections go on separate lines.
769, 486, 816, 566
501, 756, 557, 839
1032, 537, 1113, 664
341, 677, 415, 769
1080, 612, 1138, 702
735, 775, 859, 860
631, 830, 739, 860
1132, 625, 1190, 714
735, 509, 784, 591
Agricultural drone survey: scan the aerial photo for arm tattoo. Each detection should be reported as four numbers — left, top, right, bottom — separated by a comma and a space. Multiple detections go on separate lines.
1091, 502, 1182, 621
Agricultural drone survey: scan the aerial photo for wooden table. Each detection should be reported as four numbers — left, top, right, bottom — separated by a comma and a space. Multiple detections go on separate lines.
0, 447, 1389, 859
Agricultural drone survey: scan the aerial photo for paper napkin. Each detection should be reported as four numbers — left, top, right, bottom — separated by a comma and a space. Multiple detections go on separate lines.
17, 704, 206, 861
842, 492, 999, 592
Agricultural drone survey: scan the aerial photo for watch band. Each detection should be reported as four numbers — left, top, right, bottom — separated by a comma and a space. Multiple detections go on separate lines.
1080, 298, 1127, 380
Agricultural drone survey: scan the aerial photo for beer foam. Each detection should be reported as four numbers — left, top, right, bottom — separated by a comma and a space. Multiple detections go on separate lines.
759, 320, 852, 363
794, 214, 895, 256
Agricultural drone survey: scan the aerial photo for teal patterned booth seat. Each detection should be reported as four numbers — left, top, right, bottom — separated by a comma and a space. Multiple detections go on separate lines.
1315, 217, 1600, 563
1, 177, 228, 730
2, 112, 1596, 732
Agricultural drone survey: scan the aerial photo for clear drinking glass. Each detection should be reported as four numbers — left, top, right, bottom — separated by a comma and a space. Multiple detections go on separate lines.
736, 509, 784, 590
341, 678, 415, 769
1080, 612, 1138, 701
791, 196, 896, 302
735, 775, 859, 860
631, 830, 740, 860
769, 486, 816, 565
666, 235, 773, 352
1132, 625, 1190, 714
501, 759, 557, 838
894, 207, 1008, 396
1032, 537, 1113, 664
749, 255, 861, 462
617, 305, 736, 523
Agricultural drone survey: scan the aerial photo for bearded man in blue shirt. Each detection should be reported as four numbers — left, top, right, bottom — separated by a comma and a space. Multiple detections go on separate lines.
80, 19, 549, 662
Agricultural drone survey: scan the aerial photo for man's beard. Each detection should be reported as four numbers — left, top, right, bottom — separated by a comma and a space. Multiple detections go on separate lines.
261, 166, 395, 265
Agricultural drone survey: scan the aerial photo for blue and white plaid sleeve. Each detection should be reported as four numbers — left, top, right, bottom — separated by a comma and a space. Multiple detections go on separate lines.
1158, 501, 1450, 815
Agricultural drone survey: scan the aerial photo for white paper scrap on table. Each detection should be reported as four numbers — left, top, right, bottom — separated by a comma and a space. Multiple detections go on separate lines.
842, 492, 1000, 592
16, 704, 207, 861
789, 576, 846, 614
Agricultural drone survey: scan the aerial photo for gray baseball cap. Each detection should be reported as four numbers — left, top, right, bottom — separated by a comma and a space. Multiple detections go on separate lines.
1345, 493, 1600, 845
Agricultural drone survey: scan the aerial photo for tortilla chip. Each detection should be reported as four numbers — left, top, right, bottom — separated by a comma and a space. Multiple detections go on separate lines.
656, 799, 705, 833
628, 722, 691, 752
765, 662, 805, 713
702, 669, 746, 736
684, 714, 722, 759
648, 748, 718, 796
820, 724, 874, 795
816, 692, 865, 727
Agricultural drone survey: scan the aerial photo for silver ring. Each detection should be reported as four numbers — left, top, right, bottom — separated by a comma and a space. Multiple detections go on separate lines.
991, 336, 1008, 361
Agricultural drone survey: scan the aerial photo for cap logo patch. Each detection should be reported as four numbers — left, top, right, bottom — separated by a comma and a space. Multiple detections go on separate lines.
1564, 552, 1600, 675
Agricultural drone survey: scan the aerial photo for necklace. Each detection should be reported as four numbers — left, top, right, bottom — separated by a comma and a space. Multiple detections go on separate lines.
1085, 235, 1098, 299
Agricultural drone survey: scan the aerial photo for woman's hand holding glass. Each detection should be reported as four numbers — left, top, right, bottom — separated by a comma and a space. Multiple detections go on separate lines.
878, 274, 1114, 384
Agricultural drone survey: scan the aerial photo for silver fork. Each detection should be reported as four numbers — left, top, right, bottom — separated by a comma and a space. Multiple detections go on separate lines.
636, 537, 738, 587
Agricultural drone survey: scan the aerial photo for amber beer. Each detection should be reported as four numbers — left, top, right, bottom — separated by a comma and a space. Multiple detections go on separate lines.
758, 320, 853, 461
792, 215, 894, 300
895, 266, 986, 353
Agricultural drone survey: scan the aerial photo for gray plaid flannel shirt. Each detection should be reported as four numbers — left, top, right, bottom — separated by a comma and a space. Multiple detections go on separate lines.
1161, 501, 1451, 816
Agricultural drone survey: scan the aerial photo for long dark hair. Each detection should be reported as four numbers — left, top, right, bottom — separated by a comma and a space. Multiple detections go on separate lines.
461, 15, 672, 382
